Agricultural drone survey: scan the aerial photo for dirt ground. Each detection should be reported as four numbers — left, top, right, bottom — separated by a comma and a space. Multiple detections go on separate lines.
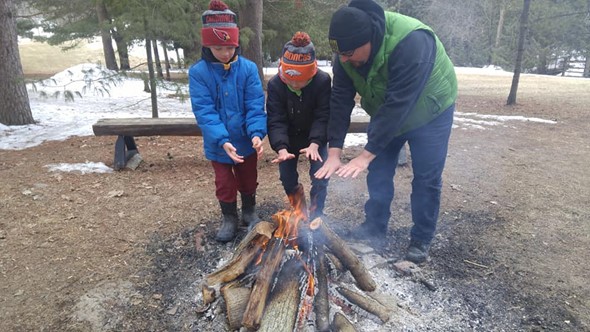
1, 72, 589, 332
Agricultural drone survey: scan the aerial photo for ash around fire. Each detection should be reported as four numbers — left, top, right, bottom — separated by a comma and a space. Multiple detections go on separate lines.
102, 209, 580, 331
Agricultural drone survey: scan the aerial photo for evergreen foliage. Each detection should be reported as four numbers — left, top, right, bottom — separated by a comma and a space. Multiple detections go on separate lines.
13, 0, 590, 75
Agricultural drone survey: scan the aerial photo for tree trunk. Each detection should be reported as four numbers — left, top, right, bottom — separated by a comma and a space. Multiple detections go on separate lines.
161, 41, 171, 81
507, 0, 530, 105
152, 39, 163, 79
0, 0, 33, 125
584, 51, 590, 78
561, 56, 569, 77
491, 6, 505, 66
113, 28, 130, 70
145, 38, 158, 118
96, 0, 118, 71
586, 0, 590, 77
174, 44, 182, 69
238, 0, 264, 82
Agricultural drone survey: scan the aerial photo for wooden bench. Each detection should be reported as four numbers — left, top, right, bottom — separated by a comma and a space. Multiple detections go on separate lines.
92, 116, 369, 170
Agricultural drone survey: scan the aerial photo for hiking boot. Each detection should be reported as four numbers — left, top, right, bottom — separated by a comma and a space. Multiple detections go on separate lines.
241, 193, 260, 231
347, 221, 387, 240
216, 201, 238, 243
405, 239, 430, 264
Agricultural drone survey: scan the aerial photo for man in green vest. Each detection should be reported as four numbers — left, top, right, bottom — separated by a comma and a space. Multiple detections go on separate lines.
315, 0, 457, 264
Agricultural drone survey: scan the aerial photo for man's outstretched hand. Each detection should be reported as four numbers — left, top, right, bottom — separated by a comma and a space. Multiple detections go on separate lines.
335, 151, 375, 178
314, 148, 343, 179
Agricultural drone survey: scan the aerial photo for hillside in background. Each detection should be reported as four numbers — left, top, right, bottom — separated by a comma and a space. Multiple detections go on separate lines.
18, 38, 177, 78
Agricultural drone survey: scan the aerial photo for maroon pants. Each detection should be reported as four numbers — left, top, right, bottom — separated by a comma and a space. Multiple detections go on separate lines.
211, 153, 258, 203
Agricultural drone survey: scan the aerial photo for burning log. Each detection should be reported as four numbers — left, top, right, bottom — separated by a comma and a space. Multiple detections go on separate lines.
326, 252, 345, 272
221, 282, 251, 330
242, 238, 287, 330
258, 259, 302, 332
201, 185, 392, 331
331, 312, 358, 332
236, 220, 276, 252
336, 286, 392, 323
314, 253, 330, 332
206, 242, 262, 286
310, 217, 377, 292
207, 221, 276, 286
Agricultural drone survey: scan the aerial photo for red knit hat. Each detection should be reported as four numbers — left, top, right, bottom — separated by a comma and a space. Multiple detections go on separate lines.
201, 0, 239, 47
279, 32, 317, 82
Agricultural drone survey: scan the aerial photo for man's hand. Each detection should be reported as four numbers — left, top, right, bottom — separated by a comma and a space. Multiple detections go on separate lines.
314, 148, 343, 179
336, 149, 376, 178
223, 142, 244, 163
271, 149, 296, 164
300, 143, 322, 162
252, 136, 264, 159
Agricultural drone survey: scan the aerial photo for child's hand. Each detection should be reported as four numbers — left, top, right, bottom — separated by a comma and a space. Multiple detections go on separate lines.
300, 143, 322, 162
271, 149, 295, 164
223, 142, 244, 163
252, 136, 264, 159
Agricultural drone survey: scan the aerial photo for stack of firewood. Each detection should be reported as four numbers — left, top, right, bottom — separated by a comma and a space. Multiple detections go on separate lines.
199, 210, 395, 331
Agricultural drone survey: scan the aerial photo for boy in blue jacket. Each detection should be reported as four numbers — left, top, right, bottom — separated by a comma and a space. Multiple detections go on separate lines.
189, 0, 267, 243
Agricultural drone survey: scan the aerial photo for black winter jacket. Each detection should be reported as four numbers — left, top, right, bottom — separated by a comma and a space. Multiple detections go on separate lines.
266, 69, 331, 153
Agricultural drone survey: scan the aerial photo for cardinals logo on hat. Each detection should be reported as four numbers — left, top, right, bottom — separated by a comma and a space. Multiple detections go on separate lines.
213, 28, 231, 42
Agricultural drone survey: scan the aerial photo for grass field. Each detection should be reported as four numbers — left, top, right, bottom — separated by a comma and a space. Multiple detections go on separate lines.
19, 39, 149, 79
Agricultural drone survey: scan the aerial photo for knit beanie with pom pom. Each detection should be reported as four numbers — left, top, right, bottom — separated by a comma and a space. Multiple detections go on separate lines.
279, 31, 317, 82
201, 0, 239, 47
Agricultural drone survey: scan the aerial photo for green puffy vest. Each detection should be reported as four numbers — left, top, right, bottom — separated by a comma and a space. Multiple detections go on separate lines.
340, 12, 457, 135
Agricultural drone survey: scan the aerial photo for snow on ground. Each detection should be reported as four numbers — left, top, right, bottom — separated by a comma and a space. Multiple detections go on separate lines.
0, 64, 559, 174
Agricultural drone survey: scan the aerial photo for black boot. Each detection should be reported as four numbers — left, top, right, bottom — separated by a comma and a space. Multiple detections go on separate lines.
216, 201, 238, 243
241, 193, 260, 231
405, 239, 431, 264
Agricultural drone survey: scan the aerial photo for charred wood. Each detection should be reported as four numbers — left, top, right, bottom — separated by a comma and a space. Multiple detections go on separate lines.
258, 260, 302, 332
336, 286, 392, 323
326, 252, 345, 272
206, 243, 262, 286
236, 220, 276, 253
314, 248, 331, 331
242, 238, 287, 330
221, 282, 251, 330
331, 312, 357, 332
310, 217, 376, 292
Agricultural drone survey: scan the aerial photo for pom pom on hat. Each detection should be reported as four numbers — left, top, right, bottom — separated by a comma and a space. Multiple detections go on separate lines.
209, 0, 228, 10
201, 0, 239, 47
279, 31, 317, 82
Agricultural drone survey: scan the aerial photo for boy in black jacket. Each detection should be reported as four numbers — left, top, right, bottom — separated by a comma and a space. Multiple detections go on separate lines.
266, 32, 331, 219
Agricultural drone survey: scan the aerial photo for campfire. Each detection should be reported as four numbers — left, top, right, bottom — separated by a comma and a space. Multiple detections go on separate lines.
199, 185, 393, 331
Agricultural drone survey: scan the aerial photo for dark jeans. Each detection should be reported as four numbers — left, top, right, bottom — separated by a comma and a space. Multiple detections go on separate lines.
279, 144, 329, 217
211, 153, 258, 203
365, 104, 454, 244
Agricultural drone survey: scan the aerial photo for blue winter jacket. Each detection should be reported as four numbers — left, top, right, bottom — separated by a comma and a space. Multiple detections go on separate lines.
189, 53, 266, 164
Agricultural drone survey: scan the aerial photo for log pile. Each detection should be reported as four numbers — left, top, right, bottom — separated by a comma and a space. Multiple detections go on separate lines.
200, 187, 394, 331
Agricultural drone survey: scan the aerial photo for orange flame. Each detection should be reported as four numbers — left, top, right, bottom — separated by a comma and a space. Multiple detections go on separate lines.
265, 184, 319, 325
272, 184, 309, 245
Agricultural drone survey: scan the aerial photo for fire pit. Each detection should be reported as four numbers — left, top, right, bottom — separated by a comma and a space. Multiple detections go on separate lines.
198, 185, 394, 331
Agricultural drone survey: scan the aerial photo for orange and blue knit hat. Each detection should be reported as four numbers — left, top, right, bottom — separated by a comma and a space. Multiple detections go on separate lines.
279, 32, 317, 82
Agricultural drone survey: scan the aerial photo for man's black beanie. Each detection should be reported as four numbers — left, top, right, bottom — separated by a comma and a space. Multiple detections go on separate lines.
329, 6, 372, 52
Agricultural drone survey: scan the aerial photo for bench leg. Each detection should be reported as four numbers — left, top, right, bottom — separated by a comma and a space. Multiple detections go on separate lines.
113, 135, 139, 170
